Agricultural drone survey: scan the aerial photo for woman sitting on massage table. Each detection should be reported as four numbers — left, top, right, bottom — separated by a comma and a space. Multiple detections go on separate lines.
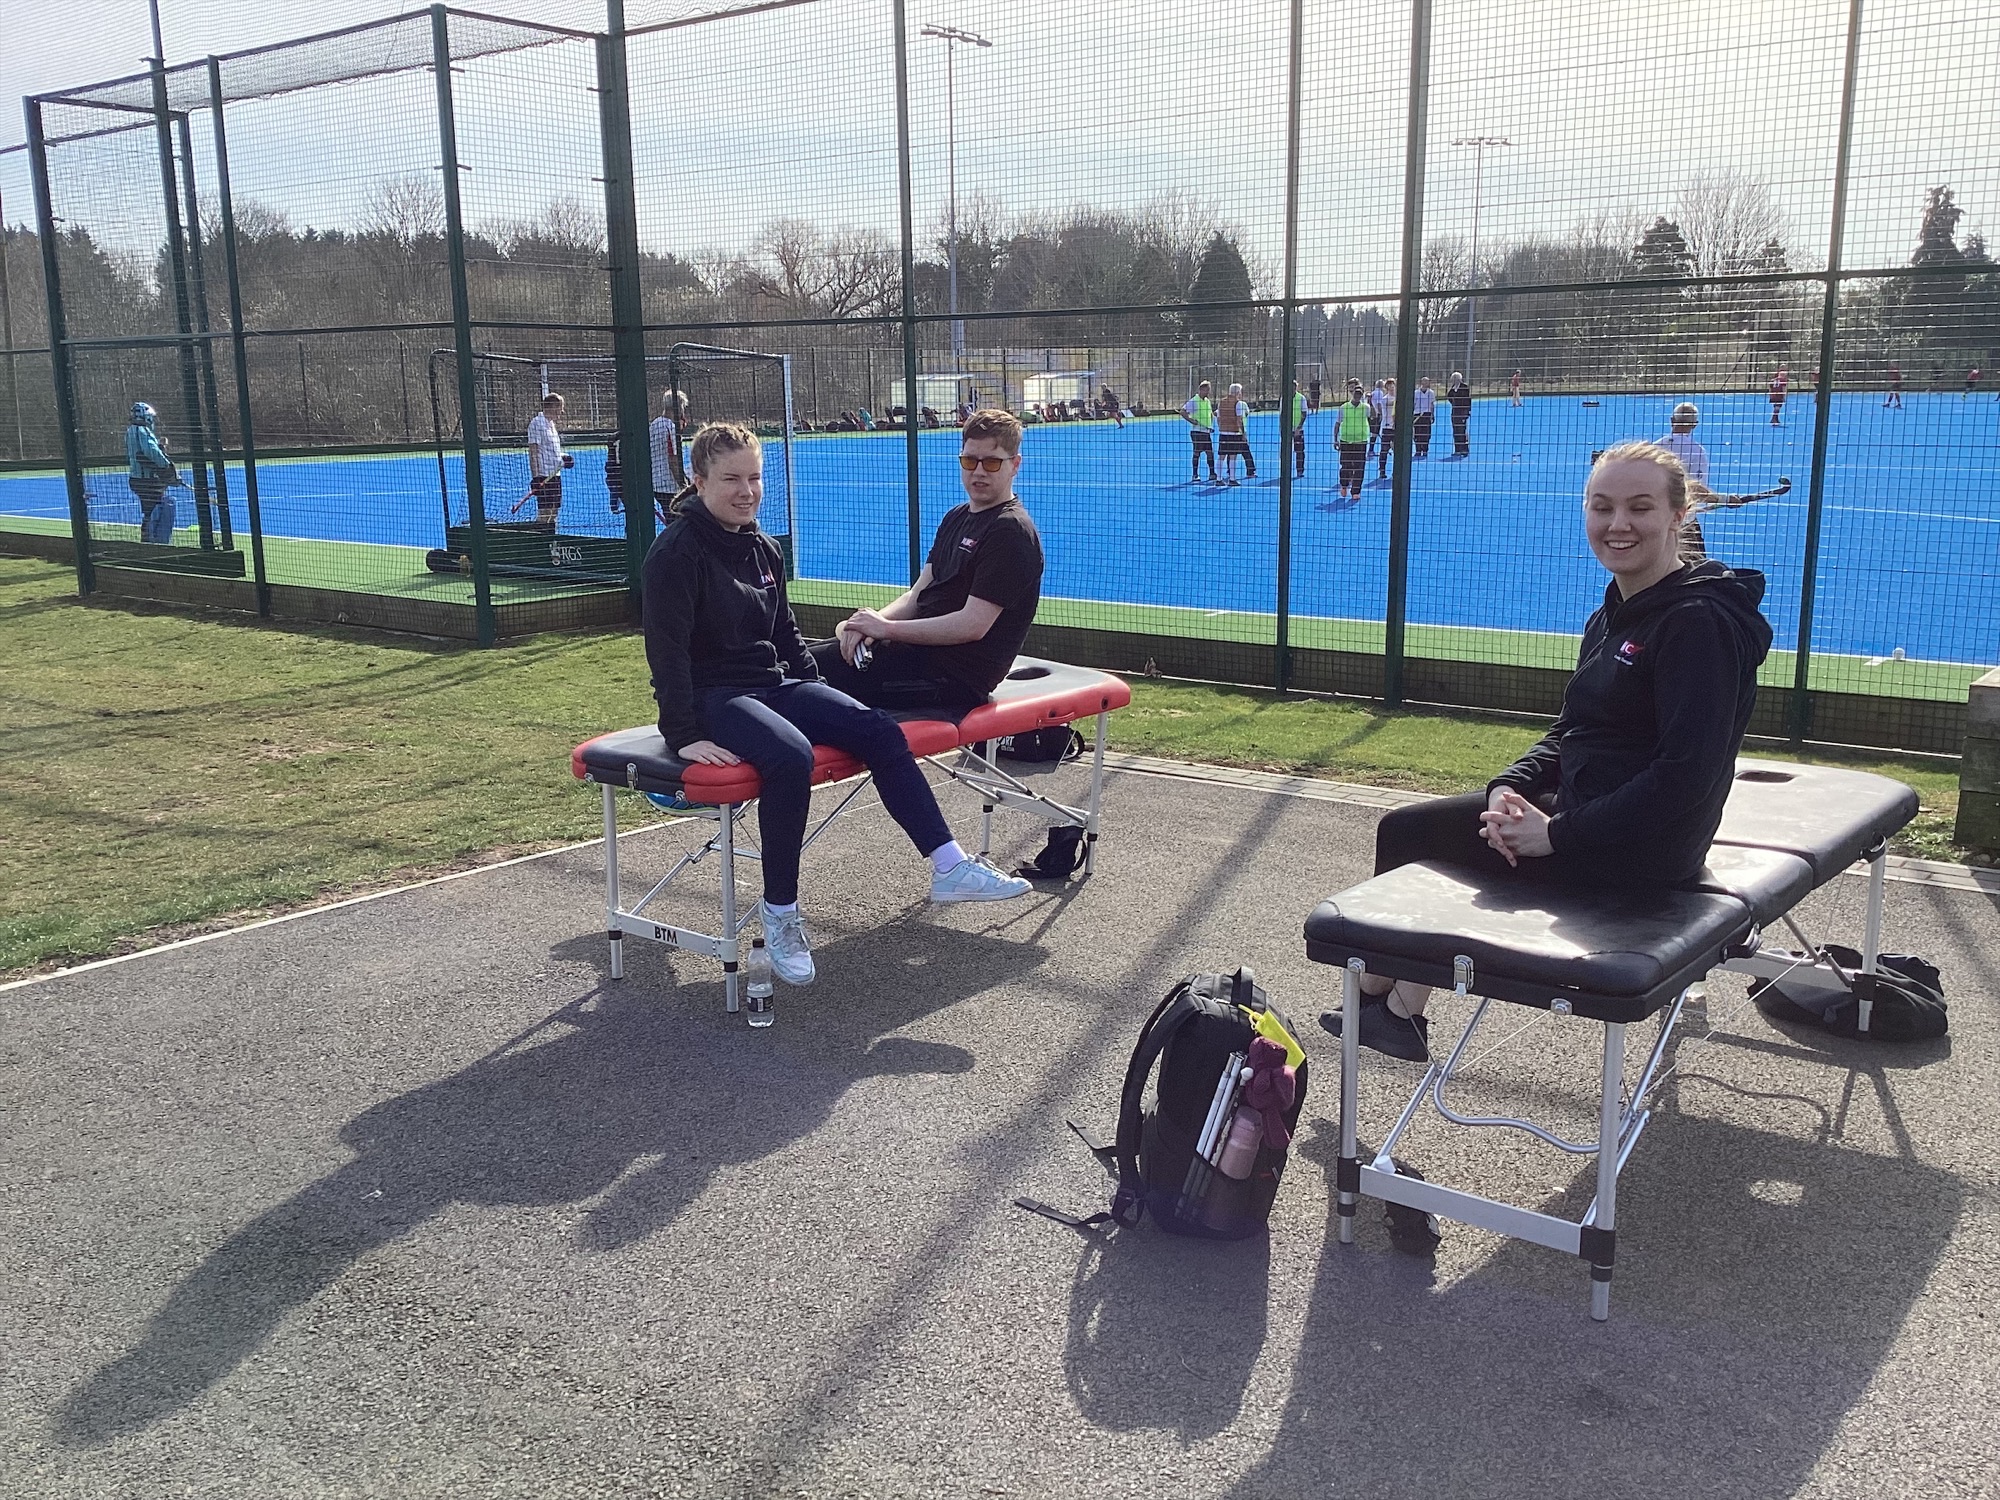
641, 422, 1031, 988
1325, 440, 1775, 1059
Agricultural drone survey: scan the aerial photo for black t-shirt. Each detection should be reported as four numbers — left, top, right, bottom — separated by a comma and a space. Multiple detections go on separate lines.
915, 497, 1044, 693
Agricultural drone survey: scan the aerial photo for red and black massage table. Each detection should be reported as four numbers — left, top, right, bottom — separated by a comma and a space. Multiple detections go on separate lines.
571, 658, 1132, 1013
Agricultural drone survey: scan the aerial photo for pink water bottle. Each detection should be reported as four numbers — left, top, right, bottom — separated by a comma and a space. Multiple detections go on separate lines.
1216, 1105, 1265, 1180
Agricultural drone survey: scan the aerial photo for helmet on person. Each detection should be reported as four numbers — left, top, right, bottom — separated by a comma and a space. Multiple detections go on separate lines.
1670, 402, 1699, 427
131, 402, 157, 426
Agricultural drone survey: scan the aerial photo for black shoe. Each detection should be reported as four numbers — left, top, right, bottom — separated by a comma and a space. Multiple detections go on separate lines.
1318, 999, 1430, 1061
1381, 1159, 1443, 1255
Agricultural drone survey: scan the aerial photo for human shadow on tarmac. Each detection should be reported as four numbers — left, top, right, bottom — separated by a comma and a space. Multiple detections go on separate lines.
1218, 1110, 1962, 1498
53, 922, 1043, 1445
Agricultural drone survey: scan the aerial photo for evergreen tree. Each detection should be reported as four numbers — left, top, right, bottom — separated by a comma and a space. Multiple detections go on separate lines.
1186, 231, 1253, 343
1630, 217, 1693, 279
1903, 185, 1969, 339
1911, 186, 1965, 268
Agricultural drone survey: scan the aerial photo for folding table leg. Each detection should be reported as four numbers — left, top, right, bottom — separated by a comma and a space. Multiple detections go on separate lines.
979, 744, 995, 857
1337, 960, 1364, 1245
1083, 710, 1108, 876
1587, 1023, 1627, 1321
720, 803, 741, 1014
602, 784, 624, 981
1857, 843, 1887, 1035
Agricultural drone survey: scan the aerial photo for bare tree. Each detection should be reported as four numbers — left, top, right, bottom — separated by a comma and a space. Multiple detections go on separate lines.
754, 219, 899, 318
1419, 235, 1471, 334
1673, 171, 1787, 279
365, 177, 444, 249
1136, 189, 1228, 289
536, 197, 605, 256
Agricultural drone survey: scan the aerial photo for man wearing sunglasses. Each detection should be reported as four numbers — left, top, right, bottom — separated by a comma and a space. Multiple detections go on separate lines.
812, 408, 1043, 711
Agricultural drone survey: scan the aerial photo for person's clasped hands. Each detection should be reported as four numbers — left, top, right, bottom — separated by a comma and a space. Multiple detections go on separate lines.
1480, 787, 1554, 867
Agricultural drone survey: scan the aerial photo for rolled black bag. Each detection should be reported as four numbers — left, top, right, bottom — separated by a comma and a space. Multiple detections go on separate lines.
1749, 944, 1947, 1042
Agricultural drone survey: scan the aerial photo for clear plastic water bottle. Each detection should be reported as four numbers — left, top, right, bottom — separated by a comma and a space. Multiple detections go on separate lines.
744, 937, 774, 1028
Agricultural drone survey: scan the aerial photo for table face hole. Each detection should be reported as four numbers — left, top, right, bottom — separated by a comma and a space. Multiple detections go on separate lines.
1736, 770, 1796, 784
1006, 665, 1053, 680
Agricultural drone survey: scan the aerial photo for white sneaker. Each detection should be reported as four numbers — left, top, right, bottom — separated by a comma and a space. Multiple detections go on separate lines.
760, 902, 816, 986
930, 854, 1033, 904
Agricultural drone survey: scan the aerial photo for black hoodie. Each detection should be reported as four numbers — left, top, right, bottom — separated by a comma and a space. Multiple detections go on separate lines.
641, 499, 818, 751
1490, 560, 1774, 887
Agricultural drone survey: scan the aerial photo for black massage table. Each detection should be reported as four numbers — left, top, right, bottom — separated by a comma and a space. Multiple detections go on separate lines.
1303, 758, 1919, 1319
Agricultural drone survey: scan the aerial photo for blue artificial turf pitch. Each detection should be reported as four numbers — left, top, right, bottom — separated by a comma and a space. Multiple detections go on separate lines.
5, 391, 1995, 665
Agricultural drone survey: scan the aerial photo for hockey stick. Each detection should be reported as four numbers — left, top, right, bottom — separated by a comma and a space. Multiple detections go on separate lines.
1702, 475, 1792, 509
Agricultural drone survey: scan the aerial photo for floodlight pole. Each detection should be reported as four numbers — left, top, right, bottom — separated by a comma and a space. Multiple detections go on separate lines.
1452, 135, 1509, 381
921, 23, 990, 366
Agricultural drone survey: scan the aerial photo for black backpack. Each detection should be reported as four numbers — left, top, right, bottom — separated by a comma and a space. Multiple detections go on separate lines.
998, 725, 1084, 763
1029, 969, 1307, 1240
1750, 945, 1948, 1042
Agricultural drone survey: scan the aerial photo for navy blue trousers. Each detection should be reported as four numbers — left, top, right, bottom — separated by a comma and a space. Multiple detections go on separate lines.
698, 679, 952, 904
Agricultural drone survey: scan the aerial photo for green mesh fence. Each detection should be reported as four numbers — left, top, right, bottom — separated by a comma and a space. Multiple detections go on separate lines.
6, 0, 1996, 753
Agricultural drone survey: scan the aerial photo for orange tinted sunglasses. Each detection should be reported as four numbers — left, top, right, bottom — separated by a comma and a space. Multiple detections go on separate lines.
958, 454, 1009, 472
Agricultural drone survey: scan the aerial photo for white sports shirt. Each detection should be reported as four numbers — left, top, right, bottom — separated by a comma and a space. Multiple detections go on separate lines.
527, 411, 563, 478
649, 416, 678, 492
1657, 430, 1709, 484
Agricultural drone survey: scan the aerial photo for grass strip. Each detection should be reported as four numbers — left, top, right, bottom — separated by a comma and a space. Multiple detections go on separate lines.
0, 555, 1970, 976
4, 517, 1985, 698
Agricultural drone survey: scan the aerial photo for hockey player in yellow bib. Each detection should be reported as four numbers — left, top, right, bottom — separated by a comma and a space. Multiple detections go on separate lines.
1335, 382, 1371, 503
1181, 381, 1218, 482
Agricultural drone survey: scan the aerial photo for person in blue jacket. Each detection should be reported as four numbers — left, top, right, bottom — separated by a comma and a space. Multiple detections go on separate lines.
126, 403, 181, 544
1324, 440, 1774, 1060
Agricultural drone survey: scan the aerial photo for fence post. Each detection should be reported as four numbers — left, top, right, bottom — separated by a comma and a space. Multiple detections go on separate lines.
1791, 0, 1865, 744
596, 9, 655, 605
1384, 0, 1433, 707
24, 99, 93, 595
1274, 0, 1304, 694
432, 3, 495, 647
206, 58, 271, 616
175, 112, 233, 552
150, 62, 217, 551
893, 0, 923, 584
0, 173, 22, 460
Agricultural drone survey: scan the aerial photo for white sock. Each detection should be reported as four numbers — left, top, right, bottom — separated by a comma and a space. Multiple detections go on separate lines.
929, 840, 969, 874
763, 899, 797, 916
